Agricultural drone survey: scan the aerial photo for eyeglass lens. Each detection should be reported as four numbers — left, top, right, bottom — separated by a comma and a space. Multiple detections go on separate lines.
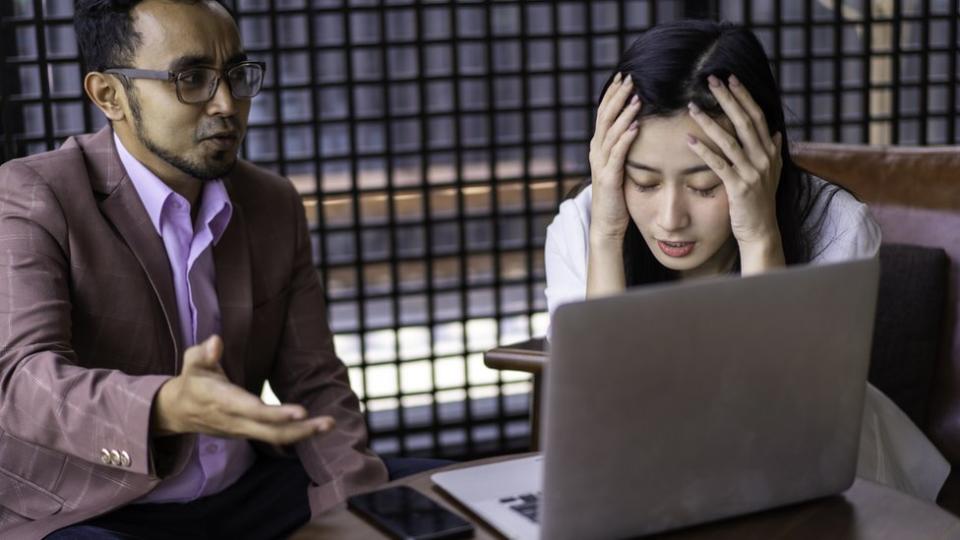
177, 64, 264, 103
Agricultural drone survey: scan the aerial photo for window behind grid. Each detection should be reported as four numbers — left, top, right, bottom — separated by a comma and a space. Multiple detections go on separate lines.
1, 0, 958, 460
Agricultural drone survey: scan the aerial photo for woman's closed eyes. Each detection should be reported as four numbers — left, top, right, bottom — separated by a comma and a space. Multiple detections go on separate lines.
627, 176, 723, 198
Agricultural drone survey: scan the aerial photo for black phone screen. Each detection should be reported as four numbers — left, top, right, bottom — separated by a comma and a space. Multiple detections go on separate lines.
348, 485, 474, 540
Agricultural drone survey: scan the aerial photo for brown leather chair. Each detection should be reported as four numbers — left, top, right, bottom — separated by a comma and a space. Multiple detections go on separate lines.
485, 142, 960, 512
794, 143, 960, 514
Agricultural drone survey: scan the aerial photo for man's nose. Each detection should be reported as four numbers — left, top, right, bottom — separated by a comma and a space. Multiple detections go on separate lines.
205, 77, 237, 116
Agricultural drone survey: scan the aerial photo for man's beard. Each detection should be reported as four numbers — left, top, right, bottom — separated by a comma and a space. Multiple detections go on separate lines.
128, 90, 238, 181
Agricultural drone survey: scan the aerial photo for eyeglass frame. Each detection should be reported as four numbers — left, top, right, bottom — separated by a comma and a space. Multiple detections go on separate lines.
103, 61, 267, 105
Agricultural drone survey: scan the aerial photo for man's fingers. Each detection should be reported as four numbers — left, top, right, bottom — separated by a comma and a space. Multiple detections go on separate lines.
205, 335, 223, 359
211, 383, 309, 423
183, 335, 224, 372
230, 415, 336, 446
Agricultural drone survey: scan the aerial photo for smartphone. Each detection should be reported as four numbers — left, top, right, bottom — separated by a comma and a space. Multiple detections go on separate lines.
348, 485, 475, 540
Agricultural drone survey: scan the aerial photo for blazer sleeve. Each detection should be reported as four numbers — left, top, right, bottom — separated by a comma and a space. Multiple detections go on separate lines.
0, 160, 169, 476
267, 185, 387, 515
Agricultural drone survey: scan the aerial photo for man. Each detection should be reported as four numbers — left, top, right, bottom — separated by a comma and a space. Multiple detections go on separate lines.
0, 0, 388, 537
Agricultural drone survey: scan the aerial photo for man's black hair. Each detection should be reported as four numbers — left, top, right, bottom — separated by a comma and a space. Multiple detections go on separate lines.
74, 0, 234, 74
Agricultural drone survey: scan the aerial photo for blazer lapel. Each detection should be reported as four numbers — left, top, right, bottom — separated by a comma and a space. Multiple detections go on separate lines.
84, 127, 184, 372
213, 186, 253, 388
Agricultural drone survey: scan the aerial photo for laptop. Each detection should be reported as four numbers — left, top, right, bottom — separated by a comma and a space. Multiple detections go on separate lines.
433, 258, 879, 539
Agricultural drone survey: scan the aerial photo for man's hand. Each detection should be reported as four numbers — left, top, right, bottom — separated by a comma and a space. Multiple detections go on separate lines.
152, 335, 334, 445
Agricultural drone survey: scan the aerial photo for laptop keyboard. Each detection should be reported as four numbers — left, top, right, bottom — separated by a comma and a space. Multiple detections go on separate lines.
498, 492, 541, 523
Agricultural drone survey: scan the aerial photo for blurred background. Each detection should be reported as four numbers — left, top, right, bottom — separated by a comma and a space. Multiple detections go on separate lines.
1, 0, 958, 460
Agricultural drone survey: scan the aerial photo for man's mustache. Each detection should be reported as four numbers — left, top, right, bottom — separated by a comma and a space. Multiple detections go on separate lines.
196, 118, 243, 141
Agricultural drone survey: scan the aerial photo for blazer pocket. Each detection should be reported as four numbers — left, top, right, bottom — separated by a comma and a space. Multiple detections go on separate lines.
0, 469, 64, 519
0, 432, 66, 519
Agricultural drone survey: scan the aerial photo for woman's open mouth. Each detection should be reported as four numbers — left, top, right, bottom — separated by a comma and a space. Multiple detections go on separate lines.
656, 240, 695, 258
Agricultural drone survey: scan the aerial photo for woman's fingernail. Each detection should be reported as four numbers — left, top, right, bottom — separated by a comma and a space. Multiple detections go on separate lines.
708, 75, 722, 88
629, 121, 638, 131
729, 74, 740, 87
614, 72, 622, 83
688, 102, 701, 114
630, 95, 639, 106
687, 134, 697, 145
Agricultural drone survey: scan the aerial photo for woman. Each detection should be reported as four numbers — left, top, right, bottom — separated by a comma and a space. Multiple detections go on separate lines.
544, 20, 949, 501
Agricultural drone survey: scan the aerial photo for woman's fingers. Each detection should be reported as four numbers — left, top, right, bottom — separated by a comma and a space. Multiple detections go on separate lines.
727, 75, 774, 153
596, 72, 623, 118
687, 102, 754, 178
591, 73, 623, 158
685, 134, 739, 190
601, 95, 642, 156
608, 120, 639, 167
592, 73, 638, 166
705, 75, 768, 166
597, 75, 635, 136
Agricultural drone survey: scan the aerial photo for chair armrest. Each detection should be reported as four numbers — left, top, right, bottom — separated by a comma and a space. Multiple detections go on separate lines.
483, 338, 547, 374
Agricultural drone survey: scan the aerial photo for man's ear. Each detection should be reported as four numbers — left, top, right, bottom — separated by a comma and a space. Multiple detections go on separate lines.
84, 72, 127, 121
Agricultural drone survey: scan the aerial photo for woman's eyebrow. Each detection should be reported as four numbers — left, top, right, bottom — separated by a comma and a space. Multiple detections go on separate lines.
625, 161, 712, 175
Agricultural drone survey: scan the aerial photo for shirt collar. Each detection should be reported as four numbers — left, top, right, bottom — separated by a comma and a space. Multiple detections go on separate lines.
114, 132, 233, 243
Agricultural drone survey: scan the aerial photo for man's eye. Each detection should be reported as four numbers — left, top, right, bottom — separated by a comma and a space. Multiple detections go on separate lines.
179, 71, 206, 87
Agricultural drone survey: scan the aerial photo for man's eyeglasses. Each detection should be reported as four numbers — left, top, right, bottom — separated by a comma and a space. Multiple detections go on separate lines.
104, 61, 266, 105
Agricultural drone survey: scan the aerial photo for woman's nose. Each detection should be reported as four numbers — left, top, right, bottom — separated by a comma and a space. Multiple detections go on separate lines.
656, 188, 690, 231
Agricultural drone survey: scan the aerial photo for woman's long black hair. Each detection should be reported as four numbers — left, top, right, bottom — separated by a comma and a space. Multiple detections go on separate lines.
576, 20, 837, 286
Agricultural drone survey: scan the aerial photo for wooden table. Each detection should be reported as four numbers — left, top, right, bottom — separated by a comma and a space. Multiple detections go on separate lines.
291, 453, 960, 539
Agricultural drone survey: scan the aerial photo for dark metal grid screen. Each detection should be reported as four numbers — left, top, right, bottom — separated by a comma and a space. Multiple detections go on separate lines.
2, 0, 958, 459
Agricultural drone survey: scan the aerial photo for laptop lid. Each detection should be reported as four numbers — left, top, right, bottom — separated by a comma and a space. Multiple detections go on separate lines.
540, 258, 879, 539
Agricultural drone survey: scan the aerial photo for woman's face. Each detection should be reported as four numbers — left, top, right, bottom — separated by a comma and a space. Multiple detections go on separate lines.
623, 112, 738, 278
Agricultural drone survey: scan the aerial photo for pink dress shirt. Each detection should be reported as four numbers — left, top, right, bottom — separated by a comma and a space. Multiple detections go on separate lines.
115, 134, 256, 503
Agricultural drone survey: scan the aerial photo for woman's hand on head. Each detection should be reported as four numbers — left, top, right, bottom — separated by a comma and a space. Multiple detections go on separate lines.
589, 72, 642, 242
685, 74, 785, 273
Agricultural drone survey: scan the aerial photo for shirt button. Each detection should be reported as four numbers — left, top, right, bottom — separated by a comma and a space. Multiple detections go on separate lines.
205, 443, 219, 455
110, 449, 122, 466
100, 448, 111, 465
120, 450, 131, 468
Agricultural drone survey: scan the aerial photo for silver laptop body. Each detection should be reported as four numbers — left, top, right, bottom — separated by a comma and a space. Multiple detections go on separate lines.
434, 258, 880, 540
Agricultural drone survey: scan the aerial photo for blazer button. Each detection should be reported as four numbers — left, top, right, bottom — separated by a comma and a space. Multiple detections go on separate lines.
100, 448, 111, 465
120, 450, 131, 468
110, 449, 122, 467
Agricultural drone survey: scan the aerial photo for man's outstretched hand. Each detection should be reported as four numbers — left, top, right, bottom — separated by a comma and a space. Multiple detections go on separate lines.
152, 335, 334, 445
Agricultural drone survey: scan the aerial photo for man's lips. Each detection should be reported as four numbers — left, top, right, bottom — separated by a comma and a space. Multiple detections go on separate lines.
656, 239, 695, 257
201, 133, 239, 150
202, 132, 238, 141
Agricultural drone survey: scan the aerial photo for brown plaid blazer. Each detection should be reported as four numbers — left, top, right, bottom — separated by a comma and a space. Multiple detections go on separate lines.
0, 127, 387, 538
